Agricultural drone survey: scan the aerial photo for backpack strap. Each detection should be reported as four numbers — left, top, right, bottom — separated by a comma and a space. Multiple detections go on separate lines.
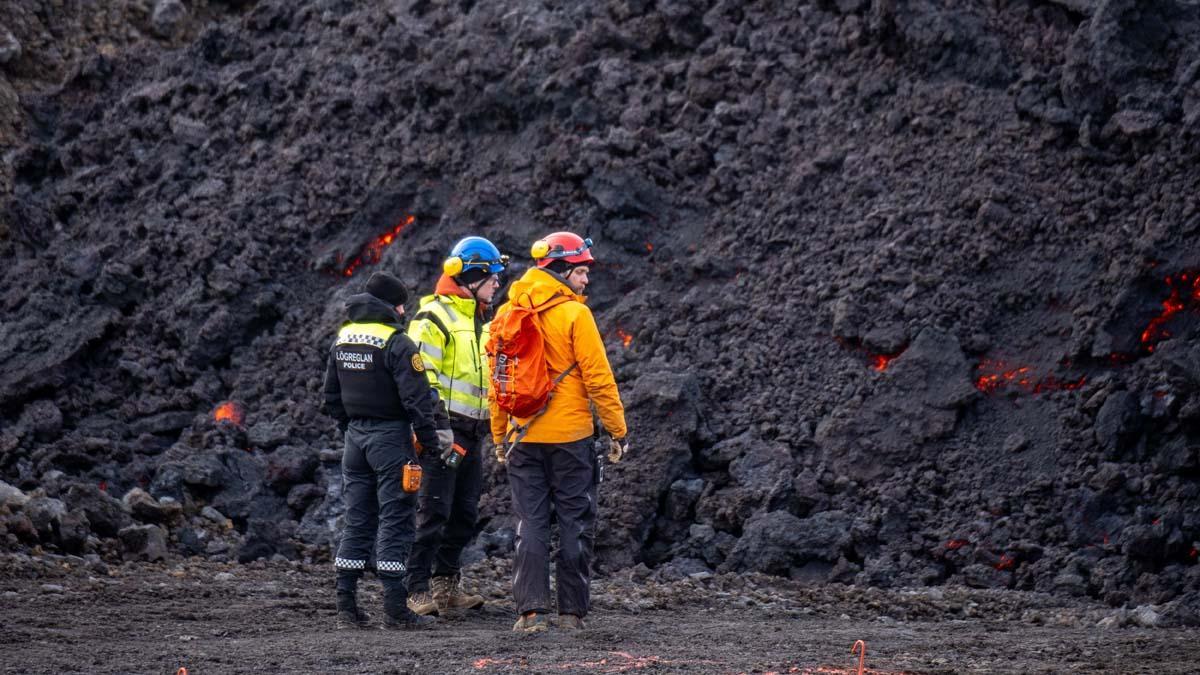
531, 292, 572, 315
497, 291, 580, 457
511, 290, 571, 315
501, 362, 578, 458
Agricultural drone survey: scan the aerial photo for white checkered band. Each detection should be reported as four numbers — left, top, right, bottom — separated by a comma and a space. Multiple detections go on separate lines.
335, 557, 366, 570
377, 560, 406, 572
338, 334, 387, 348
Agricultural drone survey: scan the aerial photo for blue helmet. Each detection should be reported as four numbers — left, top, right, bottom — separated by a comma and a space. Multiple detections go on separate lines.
442, 236, 508, 277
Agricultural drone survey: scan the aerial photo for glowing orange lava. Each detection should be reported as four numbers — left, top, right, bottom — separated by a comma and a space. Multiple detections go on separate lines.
869, 354, 898, 371
343, 215, 415, 277
1139, 272, 1200, 353
616, 328, 633, 348
974, 359, 1085, 394
213, 401, 244, 427
835, 337, 904, 372
945, 539, 968, 550
645, 242, 654, 252
994, 554, 1015, 571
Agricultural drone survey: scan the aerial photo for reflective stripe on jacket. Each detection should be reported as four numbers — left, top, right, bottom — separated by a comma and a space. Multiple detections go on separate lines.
489, 267, 627, 444
406, 293, 491, 420
320, 291, 445, 451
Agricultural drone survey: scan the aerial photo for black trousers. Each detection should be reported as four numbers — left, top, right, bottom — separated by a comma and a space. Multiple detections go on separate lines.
507, 437, 599, 618
406, 417, 486, 592
334, 419, 418, 582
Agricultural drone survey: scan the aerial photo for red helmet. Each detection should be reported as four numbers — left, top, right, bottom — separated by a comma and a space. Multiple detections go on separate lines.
531, 232, 594, 268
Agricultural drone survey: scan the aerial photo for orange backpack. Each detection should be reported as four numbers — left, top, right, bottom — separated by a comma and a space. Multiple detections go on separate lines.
486, 295, 575, 420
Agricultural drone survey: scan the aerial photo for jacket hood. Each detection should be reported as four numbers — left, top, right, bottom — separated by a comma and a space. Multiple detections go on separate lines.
506, 268, 584, 309
433, 273, 489, 315
417, 290, 481, 318
435, 274, 472, 298
345, 292, 404, 324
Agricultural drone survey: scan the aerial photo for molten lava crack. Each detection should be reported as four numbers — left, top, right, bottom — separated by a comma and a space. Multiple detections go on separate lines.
342, 215, 415, 277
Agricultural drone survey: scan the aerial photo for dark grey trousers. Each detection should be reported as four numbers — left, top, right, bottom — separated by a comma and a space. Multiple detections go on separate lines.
334, 419, 418, 583
407, 419, 485, 592
507, 437, 598, 617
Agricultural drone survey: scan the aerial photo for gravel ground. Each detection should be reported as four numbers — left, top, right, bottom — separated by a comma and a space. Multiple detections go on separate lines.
2, 557, 1197, 674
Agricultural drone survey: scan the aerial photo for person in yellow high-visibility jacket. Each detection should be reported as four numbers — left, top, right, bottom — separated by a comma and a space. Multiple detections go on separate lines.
404, 236, 507, 617
491, 231, 628, 634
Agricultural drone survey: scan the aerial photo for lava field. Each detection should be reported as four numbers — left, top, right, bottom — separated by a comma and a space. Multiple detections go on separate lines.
2, 0, 1200, 632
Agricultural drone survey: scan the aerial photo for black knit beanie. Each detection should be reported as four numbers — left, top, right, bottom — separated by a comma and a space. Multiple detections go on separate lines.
547, 259, 590, 278
455, 267, 489, 286
365, 272, 409, 306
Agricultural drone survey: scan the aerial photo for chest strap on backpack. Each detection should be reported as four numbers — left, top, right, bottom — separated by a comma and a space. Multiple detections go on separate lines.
501, 362, 577, 459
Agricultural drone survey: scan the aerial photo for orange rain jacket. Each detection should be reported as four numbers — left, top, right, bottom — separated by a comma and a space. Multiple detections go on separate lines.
489, 267, 627, 445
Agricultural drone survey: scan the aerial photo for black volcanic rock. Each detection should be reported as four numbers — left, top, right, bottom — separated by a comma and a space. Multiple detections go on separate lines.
1, 0, 1199, 614
722, 509, 853, 576
119, 524, 168, 562
236, 517, 296, 563
1095, 391, 1142, 457
263, 446, 318, 492
63, 483, 129, 538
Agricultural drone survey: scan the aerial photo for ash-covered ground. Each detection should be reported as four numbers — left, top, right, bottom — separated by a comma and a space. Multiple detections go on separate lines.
3, 555, 1200, 674
3, 0, 1200, 661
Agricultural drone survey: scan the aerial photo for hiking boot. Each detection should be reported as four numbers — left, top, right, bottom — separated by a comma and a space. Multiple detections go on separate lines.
512, 611, 549, 633
431, 574, 485, 612
383, 610, 437, 630
552, 614, 585, 630
336, 608, 372, 630
335, 590, 371, 630
407, 590, 438, 616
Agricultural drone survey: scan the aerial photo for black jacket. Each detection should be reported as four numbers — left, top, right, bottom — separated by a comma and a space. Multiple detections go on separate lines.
322, 293, 445, 451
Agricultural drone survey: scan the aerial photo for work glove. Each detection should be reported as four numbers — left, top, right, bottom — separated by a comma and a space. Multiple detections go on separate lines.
607, 436, 628, 464
492, 439, 507, 464
440, 443, 467, 470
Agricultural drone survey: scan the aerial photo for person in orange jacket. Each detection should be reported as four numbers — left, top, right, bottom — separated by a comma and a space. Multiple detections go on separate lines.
490, 231, 628, 633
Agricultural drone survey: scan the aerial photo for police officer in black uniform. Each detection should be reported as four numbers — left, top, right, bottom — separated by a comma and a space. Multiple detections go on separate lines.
322, 272, 451, 630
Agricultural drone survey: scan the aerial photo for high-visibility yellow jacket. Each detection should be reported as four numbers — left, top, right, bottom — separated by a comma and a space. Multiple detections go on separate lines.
406, 287, 490, 421
489, 267, 627, 444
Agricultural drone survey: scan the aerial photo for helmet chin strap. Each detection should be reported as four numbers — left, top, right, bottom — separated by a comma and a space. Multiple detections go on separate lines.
544, 265, 582, 292
455, 275, 479, 298
457, 271, 493, 304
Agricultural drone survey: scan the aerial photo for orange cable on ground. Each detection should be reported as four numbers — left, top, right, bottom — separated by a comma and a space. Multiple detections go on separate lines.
851, 640, 866, 675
